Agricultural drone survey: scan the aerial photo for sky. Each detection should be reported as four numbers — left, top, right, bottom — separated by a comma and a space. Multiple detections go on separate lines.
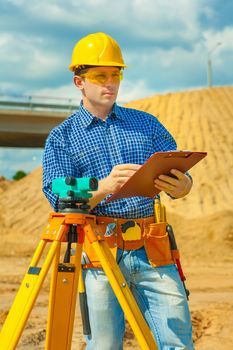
0, 0, 233, 178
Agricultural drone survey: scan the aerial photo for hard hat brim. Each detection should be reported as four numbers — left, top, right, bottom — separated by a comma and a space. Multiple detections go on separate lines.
69, 62, 127, 72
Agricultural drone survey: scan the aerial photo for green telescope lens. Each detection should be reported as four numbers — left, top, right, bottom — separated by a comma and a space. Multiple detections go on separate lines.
52, 176, 98, 200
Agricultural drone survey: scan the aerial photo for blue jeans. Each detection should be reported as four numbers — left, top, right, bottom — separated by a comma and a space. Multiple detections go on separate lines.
83, 247, 194, 350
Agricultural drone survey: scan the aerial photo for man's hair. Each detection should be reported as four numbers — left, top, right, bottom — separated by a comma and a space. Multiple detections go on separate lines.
74, 65, 122, 76
74, 65, 95, 76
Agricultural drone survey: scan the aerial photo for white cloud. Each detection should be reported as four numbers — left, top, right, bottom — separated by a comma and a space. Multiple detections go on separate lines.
9, 0, 205, 43
0, 32, 62, 79
118, 79, 155, 102
130, 0, 202, 41
202, 26, 233, 81
0, 34, 10, 47
203, 26, 233, 52
33, 83, 81, 103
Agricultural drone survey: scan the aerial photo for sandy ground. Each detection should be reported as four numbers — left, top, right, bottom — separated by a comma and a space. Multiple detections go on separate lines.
1, 86, 233, 349
1, 258, 233, 349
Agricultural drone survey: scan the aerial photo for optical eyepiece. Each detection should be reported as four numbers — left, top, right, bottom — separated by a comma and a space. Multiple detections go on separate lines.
89, 177, 98, 191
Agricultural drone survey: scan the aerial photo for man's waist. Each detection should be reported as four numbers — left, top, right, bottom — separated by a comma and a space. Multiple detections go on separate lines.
91, 198, 155, 219
82, 214, 175, 268
96, 215, 154, 228
95, 215, 154, 250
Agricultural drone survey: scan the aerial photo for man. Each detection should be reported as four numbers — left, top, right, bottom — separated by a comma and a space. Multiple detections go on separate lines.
43, 32, 194, 350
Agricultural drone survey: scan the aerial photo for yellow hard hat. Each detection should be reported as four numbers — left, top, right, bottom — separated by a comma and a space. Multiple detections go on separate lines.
69, 32, 127, 71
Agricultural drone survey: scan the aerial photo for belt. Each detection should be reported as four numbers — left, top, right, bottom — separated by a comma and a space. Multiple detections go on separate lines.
96, 216, 154, 227
95, 216, 154, 250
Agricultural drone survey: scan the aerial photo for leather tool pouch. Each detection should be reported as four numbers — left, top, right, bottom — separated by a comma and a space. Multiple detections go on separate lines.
144, 223, 174, 267
83, 224, 117, 268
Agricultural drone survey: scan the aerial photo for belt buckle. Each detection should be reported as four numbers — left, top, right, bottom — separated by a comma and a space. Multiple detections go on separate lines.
121, 221, 141, 241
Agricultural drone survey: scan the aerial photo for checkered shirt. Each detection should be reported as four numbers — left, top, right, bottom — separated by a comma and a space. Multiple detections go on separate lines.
42, 102, 178, 218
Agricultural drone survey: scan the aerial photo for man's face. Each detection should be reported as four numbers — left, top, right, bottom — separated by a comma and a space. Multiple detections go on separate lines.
74, 66, 121, 109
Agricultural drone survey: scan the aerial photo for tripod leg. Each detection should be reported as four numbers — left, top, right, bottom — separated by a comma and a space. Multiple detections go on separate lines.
0, 239, 61, 350
84, 223, 158, 350
45, 238, 83, 350
78, 267, 91, 336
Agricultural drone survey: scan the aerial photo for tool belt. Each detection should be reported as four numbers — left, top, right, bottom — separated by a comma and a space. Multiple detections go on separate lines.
82, 215, 175, 269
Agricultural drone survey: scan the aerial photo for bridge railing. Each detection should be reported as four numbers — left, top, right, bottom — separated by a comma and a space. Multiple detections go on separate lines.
0, 94, 127, 112
0, 94, 79, 112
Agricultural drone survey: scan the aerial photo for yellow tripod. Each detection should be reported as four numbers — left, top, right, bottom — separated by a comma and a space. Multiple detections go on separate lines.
0, 210, 158, 349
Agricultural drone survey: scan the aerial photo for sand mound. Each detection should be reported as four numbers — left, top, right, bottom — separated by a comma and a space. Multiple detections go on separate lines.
167, 210, 233, 265
0, 176, 11, 193
0, 168, 51, 256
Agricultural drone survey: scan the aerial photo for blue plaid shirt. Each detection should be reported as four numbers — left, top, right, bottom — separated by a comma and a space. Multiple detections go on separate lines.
42, 102, 177, 218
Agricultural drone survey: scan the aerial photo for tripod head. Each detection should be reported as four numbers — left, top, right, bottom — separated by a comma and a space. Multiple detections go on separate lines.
52, 176, 98, 213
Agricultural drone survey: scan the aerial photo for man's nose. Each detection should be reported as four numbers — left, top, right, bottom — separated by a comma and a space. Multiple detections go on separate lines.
104, 75, 118, 85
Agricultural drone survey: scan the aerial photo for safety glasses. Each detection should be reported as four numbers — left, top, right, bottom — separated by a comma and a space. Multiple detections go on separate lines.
80, 70, 123, 85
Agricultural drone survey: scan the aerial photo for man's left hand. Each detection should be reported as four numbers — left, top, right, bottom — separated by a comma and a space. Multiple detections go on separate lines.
154, 169, 192, 199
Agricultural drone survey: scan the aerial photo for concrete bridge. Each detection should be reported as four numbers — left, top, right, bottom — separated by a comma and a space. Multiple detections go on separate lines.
0, 95, 126, 148
0, 96, 78, 147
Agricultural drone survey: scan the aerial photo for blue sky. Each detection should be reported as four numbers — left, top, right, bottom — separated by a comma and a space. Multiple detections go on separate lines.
0, 0, 233, 178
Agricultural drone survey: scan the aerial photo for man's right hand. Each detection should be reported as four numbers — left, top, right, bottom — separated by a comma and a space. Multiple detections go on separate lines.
89, 163, 141, 209
101, 164, 141, 194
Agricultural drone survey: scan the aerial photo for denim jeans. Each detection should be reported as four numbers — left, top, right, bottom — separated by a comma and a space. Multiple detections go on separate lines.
83, 247, 194, 350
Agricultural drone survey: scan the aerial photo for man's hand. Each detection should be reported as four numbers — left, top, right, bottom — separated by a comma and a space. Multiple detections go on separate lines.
89, 164, 141, 209
101, 163, 141, 194
154, 169, 192, 199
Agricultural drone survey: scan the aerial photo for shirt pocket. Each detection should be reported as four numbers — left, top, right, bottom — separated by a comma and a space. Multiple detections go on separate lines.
71, 145, 106, 176
120, 134, 153, 163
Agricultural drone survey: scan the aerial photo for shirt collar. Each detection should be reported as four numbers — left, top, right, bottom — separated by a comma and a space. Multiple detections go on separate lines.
78, 101, 125, 128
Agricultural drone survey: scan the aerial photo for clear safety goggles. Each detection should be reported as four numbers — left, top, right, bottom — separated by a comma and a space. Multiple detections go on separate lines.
80, 70, 123, 85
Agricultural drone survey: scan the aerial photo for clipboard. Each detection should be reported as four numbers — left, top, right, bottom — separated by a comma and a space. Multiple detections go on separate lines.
106, 151, 207, 202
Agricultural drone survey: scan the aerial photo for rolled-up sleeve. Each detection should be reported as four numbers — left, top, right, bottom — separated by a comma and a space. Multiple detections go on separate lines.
42, 131, 80, 211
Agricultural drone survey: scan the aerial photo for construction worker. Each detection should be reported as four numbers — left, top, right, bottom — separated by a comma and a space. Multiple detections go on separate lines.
42, 32, 194, 349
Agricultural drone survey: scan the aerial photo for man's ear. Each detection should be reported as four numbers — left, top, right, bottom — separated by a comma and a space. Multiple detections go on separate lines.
73, 75, 84, 90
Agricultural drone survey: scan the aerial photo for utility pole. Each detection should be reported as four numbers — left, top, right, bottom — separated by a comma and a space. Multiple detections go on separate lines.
207, 42, 221, 87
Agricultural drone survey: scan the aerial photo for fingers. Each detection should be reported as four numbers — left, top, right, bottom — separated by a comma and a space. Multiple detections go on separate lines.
155, 174, 179, 186
154, 170, 192, 198
112, 164, 141, 178
170, 169, 186, 180
154, 171, 179, 191
154, 178, 177, 193
105, 163, 141, 193
113, 164, 142, 171
113, 169, 138, 178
